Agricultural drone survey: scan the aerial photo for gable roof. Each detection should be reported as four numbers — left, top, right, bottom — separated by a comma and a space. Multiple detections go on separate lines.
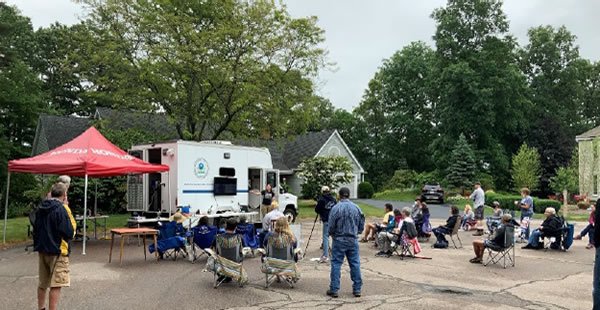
95, 107, 179, 139
32, 115, 92, 156
576, 125, 600, 141
282, 130, 335, 169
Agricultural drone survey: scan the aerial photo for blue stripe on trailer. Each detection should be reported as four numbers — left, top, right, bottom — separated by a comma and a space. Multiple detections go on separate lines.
182, 189, 250, 194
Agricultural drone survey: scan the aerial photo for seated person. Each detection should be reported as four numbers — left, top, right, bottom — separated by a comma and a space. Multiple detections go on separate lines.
263, 217, 298, 261
259, 202, 284, 247
575, 204, 595, 249
470, 214, 513, 263
461, 204, 476, 230
397, 207, 418, 240
415, 203, 430, 237
361, 203, 394, 242
375, 209, 402, 256
212, 218, 244, 283
411, 196, 424, 219
486, 201, 504, 232
522, 207, 563, 250
432, 206, 460, 246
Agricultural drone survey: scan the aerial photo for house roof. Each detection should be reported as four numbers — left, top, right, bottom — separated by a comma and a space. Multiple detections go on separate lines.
31, 109, 360, 172
576, 126, 600, 141
282, 130, 335, 169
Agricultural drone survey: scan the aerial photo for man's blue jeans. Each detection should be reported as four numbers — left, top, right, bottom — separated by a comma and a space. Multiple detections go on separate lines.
528, 229, 542, 247
330, 237, 362, 293
322, 221, 330, 258
594, 246, 600, 309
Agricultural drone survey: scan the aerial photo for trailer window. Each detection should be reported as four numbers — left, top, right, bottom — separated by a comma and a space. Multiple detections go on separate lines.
214, 177, 237, 195
219, 167, 235, 177
266, 172, 277, 188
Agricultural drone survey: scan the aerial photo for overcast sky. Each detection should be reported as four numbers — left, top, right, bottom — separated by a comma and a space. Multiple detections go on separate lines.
6, 0, 600, 111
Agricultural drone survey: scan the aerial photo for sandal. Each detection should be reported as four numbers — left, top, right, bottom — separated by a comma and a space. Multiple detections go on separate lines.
586, 244, 594, 249
359, 238, 368, 243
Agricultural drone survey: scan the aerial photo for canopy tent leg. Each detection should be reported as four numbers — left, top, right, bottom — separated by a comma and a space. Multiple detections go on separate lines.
2, 172, 10, 244
94, 179, 98, 216
83, 174, 88, 255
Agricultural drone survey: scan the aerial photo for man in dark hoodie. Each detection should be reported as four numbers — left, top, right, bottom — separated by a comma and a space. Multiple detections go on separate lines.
34, 182, 76, 310
315, 186, 337, 263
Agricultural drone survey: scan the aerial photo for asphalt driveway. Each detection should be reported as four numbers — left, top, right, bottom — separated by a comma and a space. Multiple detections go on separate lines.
356, 199, 450, 219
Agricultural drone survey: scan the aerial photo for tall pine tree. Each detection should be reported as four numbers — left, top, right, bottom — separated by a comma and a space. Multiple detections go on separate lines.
447, 134, 477, 194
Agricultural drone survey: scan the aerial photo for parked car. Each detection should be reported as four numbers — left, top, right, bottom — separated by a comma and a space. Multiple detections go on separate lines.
421, 183, 444, 204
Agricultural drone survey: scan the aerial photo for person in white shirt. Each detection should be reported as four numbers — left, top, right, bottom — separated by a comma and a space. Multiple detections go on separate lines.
469, 182, 485, 236
259, 201, 284, 247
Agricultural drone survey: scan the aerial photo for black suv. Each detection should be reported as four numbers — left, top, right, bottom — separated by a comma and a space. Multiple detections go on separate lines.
421, 183, 444, 204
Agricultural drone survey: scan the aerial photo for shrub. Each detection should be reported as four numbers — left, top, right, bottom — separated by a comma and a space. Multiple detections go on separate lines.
384, 170, 436, 190
485, 192, 561, 213
358, 182, 375, 199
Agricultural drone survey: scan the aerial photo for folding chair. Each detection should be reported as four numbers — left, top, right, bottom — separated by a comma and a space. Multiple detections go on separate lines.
391, 234, 416, 260
259, 237, 300, 288
149, 221, 187, 260
236, 222, 259, 255
484, 225, 515, 268
449, 215, 463, 249
191, 225, 218, 262
208, 235, 247, 288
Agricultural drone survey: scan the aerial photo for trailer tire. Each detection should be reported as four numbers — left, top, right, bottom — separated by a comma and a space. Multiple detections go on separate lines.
284, 207, 297, 223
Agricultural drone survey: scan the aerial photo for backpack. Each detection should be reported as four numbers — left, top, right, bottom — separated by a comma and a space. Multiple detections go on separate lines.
405, 222, 418, 239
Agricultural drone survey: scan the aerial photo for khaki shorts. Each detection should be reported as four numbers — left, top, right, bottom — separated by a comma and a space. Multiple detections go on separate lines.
39, 253, 70, 289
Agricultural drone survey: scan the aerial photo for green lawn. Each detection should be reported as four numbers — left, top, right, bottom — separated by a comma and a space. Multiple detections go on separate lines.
1, 213, 131, 245
297, 199, 382, 220
373, 189, 421, 201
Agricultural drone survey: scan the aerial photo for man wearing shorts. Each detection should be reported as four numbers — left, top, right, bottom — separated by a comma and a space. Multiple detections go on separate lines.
34, 182, 76, 310
470, 182, 485, 236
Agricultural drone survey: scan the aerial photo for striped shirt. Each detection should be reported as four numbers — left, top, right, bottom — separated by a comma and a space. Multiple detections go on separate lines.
328, 199, 365, 239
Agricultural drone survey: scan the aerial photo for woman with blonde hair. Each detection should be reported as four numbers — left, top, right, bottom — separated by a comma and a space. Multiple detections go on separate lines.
461, 204, 475, 230
265, 217, 298, 261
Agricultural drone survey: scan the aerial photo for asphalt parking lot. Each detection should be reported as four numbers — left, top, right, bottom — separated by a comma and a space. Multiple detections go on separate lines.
0, 217, 594, 310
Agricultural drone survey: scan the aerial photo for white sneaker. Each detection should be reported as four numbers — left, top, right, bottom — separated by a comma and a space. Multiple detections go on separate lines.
319, 256, 329, 263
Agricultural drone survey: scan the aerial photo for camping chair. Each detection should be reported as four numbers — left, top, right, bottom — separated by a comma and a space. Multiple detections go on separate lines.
543, 220, 573, 252
449, 215, 463, 249
483, 225, 515, 268
258, 236, 300, 288
149, 221, 187, 260
191, 225, 218, 262
205, 235, 247, 288
236, 222, 259, 255
391, 234, 418, 260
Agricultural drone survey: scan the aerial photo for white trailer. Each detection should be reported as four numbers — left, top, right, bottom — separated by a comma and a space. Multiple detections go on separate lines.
126, 140, 299, 223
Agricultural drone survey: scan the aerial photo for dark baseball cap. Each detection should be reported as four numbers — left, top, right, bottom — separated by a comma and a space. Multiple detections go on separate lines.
339, 187, 350, 198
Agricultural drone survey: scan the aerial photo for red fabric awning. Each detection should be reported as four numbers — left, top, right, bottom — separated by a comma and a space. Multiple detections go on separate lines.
8, 126, 169, 177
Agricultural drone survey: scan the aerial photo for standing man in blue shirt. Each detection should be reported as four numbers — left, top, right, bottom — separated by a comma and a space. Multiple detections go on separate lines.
327, 187, 365, 298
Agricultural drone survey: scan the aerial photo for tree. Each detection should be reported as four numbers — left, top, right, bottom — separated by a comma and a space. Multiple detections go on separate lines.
431, 0, 530, 190
446, 134, 477, 193
511, 143, 541, 191
520, 25, 583, 133
297, 156, 354, 200
77, 0, 327, 140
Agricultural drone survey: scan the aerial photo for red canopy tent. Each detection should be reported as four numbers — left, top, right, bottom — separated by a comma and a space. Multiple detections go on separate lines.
3, 127, 169, 254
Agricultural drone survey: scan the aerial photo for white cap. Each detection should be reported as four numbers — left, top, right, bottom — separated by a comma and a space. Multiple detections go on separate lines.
321, 186, 330, 193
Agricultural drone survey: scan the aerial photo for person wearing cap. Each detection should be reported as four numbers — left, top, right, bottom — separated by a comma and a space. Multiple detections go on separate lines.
470, 214, 514, 264
327, 187, 365, 298
522, 207, 562, 250
469, 182, 485, 236
315, 186, 337, 263
486, 201, 504, 233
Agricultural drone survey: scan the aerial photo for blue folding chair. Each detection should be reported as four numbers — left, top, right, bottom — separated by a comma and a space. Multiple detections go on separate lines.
236, 223, 258, 249
191, 224, 218, 262
148, 221, 187, 260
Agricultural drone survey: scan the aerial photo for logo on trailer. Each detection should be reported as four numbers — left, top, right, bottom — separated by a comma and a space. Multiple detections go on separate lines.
194, 158, 209, 178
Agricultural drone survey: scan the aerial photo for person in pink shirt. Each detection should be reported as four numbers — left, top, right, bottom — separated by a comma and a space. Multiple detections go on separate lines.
575, 204, 595, 249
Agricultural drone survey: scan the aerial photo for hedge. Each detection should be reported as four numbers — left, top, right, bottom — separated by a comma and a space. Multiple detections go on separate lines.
485, 192, 561, 214
358, 182, 375, 199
